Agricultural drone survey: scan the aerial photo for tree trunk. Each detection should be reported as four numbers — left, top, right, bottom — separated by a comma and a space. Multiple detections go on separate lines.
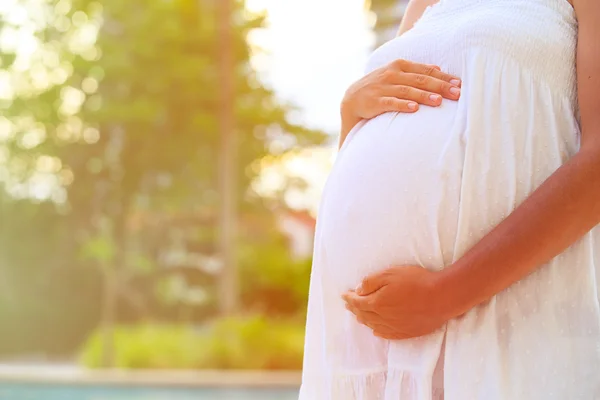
0, 194, 15, 305
216, 0, 238, 316
100, 192, 130, 368
99, 125, 130, 368
100, 264, 117, 368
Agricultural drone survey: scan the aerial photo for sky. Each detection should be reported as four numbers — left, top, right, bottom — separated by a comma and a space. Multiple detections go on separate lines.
1, 0, 377, 209
244, 0, 376, 211
245, 0, 375, 133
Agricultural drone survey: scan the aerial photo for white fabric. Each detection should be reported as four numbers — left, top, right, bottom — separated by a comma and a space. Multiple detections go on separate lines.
299, 0, 600, 399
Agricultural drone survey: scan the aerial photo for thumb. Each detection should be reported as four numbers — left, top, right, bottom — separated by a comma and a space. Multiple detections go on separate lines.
356, 272, 387, 296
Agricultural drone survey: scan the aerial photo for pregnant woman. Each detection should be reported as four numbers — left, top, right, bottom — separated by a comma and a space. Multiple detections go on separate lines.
300, 0, 600, 399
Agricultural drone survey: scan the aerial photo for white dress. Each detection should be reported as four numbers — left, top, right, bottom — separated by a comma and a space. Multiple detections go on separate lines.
299, 0, 600, 399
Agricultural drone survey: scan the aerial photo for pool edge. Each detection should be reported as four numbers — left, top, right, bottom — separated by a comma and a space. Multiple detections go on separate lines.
0, 369, 302, 389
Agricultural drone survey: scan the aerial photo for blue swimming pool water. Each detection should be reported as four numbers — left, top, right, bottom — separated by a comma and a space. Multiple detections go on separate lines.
0, 383, 299, 400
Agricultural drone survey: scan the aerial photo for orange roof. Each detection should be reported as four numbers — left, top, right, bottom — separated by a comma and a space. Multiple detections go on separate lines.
283, 209, 316, 229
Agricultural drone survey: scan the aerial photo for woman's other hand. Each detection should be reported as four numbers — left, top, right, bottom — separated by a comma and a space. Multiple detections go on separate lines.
342, 265, 453, 340
340, 59, 461, 146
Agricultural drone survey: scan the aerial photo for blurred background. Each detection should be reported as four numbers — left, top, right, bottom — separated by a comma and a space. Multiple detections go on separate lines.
0, 0, 407, 398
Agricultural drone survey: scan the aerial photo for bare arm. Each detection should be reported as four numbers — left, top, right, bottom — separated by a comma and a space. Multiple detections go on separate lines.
436, 0, 600, 318
339, 60, 460, 149
397, 0, 440, 36
338, 0, 450, 150
343, 0, 600, 340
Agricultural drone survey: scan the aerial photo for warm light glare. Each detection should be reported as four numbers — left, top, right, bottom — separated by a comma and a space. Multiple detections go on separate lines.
245, 0, 374, 132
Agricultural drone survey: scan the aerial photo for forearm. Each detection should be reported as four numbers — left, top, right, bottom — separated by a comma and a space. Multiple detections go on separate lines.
438, 0, 600, 318
438, 144, 600, 318
396, 0, 440, 36
337, 54, 462, 150
339, 108, 361, 149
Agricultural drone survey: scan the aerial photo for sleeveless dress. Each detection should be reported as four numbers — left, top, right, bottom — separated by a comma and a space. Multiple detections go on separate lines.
299, 0, 600, 399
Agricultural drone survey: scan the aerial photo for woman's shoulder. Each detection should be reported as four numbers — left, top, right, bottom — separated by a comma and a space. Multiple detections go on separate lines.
397, 0, 441, 36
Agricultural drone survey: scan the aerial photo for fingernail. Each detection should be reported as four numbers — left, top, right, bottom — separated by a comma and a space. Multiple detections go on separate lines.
429, 94, 441, 102
450, 79, 461, 86
408, 102, 418, 110
449, 87, 461, 96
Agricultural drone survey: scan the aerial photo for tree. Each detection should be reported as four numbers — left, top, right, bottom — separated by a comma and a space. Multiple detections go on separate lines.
217, 0, 238, 316
0, 0, 325, 362
366, 0, 408, 47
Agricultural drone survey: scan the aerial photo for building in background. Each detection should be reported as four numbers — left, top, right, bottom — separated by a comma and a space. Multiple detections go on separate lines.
277, 209, 316, 260
368, 0, 409, 48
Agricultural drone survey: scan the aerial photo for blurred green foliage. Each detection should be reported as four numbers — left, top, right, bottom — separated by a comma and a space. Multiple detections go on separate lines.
239, 228, 312, 317
80, 316, 305, 370
367, 0, 405, 46
81, 324, 207, 370
0, 0, 324, 361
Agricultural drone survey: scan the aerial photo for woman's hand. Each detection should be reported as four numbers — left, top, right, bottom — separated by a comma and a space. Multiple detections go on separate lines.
342, 265, 454, 340
340, 59, 462, 146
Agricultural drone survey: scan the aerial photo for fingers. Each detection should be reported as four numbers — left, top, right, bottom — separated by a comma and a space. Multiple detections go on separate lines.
345, 303, 405, 340
400, 73, 461, 100
378, 97, 420, 113
383, 85, 443, 108
404, 62, 462, 87
392, 59, 461, 86
385, 59, 461, 100
345, 303, 389, 334
369, 323, 396, 336
373, 329, 405, 340
356, 272, 389, 296
342, 291, 376, 312
345, 303, 379, 324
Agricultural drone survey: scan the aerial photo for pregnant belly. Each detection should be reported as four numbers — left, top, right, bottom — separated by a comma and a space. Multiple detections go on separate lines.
317, 103, 465, 293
